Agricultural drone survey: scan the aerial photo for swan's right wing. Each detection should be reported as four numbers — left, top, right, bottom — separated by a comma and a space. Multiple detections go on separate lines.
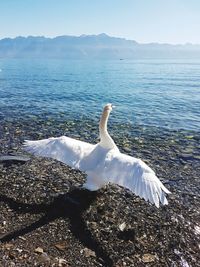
23, 136, 95, 171
102, 151, 170, 208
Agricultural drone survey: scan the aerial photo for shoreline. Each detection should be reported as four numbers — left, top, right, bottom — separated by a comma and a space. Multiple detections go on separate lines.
0, 118, 199, 266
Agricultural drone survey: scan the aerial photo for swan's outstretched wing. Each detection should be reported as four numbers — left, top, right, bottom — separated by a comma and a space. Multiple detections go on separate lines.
23, 136, 95, 171
102, 151, 170, 208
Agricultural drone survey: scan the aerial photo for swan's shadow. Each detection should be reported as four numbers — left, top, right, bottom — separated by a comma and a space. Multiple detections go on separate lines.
0, 189, 113, 267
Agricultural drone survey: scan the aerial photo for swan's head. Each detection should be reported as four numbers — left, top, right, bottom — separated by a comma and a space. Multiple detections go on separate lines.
103, 103, 114, 113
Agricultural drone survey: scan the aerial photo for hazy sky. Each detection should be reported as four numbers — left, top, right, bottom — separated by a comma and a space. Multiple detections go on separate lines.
0, 0, 200, 44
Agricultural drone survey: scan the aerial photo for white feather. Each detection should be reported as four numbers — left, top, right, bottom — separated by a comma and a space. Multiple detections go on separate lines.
23, 104, 170, 208
24, 136, 95, 171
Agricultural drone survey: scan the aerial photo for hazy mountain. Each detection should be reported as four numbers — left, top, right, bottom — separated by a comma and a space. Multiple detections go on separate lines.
0, 33, 200, 59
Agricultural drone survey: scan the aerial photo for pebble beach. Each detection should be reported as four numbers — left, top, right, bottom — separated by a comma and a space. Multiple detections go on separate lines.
0, 115, 199, 266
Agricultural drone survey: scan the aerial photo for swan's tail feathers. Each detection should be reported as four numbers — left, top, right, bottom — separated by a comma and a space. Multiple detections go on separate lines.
83, 173, 106, 191
82, 182, 100, 191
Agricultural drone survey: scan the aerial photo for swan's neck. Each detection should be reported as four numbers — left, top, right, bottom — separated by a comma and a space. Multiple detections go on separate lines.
99, 109, 116, 149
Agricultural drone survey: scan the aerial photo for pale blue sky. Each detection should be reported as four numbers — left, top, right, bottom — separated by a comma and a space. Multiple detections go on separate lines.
1, 0, 200, 44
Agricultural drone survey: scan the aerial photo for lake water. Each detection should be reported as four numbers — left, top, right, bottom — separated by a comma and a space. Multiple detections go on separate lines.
0, 59, 199, 132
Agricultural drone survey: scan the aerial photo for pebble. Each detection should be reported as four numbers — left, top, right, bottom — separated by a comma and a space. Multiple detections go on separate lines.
81, 248, 96, 257
34, 247, 44, 254
38, 252, 51, 264
54, 242, 67, 251
58, 258, 68, 267
142, 253, 156, 263
119, 222, 126, 231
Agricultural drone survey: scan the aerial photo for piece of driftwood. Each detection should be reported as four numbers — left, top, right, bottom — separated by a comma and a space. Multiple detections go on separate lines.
0, 155, 30, 166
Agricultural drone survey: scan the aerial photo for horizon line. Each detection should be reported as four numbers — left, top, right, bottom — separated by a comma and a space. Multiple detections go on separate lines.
0, 33, 200, 46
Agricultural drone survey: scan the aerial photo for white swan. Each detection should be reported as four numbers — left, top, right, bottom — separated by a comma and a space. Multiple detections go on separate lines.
23, 104, 170, 208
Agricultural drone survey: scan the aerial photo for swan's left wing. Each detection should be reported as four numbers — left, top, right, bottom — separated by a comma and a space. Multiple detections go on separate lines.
23, 136, 95, 171
102, 151, 170, 208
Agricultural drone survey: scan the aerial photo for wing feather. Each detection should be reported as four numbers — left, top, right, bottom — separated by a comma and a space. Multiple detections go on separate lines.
102, 151, 170, 207
23, 137, 170, 207
23, 136, 95, 171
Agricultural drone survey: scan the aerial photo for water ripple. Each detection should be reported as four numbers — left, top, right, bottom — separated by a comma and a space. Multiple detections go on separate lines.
0, 59, 199, 132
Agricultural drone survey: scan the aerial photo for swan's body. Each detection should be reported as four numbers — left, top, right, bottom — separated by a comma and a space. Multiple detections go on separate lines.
24, 104, 170, 208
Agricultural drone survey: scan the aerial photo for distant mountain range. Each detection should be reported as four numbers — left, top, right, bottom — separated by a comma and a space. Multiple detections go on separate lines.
1, 33, 200, 59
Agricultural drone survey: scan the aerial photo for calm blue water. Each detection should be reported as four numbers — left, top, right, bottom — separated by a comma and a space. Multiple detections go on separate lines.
0, 59, 199, 131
